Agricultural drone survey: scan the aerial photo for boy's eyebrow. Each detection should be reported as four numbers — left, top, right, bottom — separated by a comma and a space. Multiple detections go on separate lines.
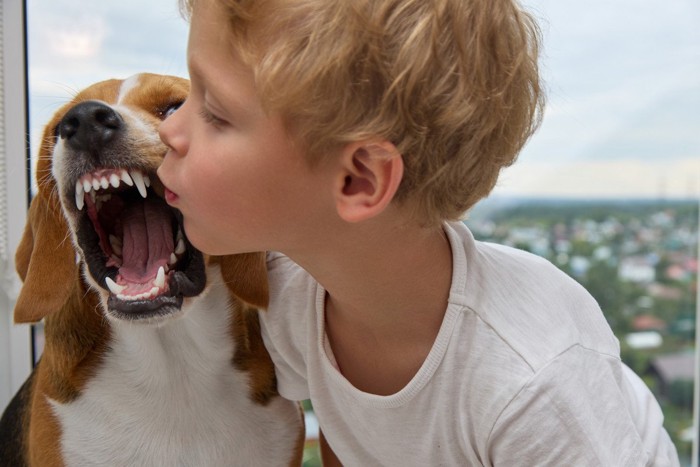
187, 57, 225, 100
188, 55, 265, 120
187, 55, 204, 83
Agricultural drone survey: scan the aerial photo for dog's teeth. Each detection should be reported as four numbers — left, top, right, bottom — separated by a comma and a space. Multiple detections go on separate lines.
175, 238, 186, 255
83, 179, 92, 193
155, 266, 166, 289
109, 173, 120, 188
105, 277, 126, 295
100, 177, 109, 189
131, 171, 148, 198
149, 286, 159, 298
92, 178, 101, 191
169, 253, 178, 265
75, 181, 84, 211
120, 170, 134, 186
144, 175, 151, 187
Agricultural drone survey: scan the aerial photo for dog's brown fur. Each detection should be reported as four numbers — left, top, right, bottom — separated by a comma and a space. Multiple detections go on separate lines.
0, 74, 304, 466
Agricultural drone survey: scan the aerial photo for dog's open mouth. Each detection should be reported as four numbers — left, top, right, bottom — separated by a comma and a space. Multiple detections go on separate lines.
72, 167, 205, 319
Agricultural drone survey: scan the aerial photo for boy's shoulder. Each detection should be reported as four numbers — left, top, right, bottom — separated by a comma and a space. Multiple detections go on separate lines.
450, 222, 620, 370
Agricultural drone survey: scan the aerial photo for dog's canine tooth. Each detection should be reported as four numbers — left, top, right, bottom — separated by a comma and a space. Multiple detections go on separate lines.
175, 238, 186, 255
109, 173, 121, 188
76, 181, 85, 210
144, 175, 151, 187
105, 276, 127, 295
155, 266, 166, 289
169, 253, 178, 265
120, 169, 134, 186
131, 170, 148, 198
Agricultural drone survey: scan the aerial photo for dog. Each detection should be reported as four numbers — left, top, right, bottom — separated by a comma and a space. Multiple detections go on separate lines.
0, 73, 305, 466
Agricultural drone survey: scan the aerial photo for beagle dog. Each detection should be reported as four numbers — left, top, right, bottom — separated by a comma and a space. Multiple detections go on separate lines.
0, 73, 305, 466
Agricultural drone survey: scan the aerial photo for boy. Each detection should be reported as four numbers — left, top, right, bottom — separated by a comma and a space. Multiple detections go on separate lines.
157, 0, 680, 464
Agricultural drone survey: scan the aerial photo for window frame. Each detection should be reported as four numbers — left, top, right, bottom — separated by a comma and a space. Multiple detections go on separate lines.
0, 0, 32, 410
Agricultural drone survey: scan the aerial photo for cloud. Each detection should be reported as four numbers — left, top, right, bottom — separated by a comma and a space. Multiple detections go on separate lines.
48, 15, 107, 60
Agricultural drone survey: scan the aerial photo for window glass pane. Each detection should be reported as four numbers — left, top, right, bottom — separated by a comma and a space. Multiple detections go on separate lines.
466, 1, 699, 463
25, 0, 698, 464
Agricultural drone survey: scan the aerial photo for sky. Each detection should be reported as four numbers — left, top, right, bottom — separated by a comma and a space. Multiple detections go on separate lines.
26, 0, 700, 200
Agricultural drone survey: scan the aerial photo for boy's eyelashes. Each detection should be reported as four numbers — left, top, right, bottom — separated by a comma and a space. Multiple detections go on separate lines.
198, 107, 227, 127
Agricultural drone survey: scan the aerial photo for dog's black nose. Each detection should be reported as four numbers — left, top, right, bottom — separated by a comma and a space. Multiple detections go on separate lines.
59, 100, 123, 152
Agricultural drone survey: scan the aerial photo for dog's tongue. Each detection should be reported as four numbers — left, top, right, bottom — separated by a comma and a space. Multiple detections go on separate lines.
119, 198, 174, 283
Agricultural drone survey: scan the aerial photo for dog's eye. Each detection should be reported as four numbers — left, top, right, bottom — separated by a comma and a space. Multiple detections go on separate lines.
157, 101, 184, 120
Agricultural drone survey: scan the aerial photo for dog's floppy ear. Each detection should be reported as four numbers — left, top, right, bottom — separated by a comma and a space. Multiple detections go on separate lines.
214, 253, 269, 309
14, 194, 78, 323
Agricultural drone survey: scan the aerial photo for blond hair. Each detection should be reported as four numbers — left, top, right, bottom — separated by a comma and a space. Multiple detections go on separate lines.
183, 0, 544, 226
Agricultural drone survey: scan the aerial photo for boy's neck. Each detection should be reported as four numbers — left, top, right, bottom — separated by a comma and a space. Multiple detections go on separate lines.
287, 216, 453, 394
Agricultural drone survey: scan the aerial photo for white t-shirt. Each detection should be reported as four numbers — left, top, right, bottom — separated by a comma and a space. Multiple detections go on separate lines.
260, 221, 680, 466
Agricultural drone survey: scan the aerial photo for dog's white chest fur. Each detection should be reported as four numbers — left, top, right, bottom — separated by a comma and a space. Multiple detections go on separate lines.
49, 273, 299, 466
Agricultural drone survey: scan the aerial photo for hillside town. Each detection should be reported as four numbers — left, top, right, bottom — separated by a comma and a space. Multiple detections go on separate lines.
465, 198, 698, 462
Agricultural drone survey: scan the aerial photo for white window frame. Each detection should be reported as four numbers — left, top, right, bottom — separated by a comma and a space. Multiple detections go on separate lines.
0, 0, 31, 410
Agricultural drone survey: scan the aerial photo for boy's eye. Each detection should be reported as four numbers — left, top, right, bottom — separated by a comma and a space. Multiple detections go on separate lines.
199, 108, 227, 127
157, 101, 184, 120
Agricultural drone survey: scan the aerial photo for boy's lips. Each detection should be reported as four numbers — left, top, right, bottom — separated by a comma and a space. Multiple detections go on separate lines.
164, 187, 179, 205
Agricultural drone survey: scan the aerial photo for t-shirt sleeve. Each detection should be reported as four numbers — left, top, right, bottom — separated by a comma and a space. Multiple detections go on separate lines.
486, 345, 680, 467
259, 252, 314, 402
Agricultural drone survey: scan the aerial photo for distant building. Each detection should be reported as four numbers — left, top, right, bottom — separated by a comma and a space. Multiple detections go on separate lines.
619, 256, 656, 283
632, 315, 667, 332
625, 331, 663, 350
646, 283, 683, 301
569, 256, 590, 278
646, 350, 696, 399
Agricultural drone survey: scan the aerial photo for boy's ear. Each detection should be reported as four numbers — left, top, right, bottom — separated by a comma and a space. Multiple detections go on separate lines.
334, 140, 404, 223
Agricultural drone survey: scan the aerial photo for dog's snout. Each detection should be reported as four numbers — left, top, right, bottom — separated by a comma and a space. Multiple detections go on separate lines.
59, 101, 123, 152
